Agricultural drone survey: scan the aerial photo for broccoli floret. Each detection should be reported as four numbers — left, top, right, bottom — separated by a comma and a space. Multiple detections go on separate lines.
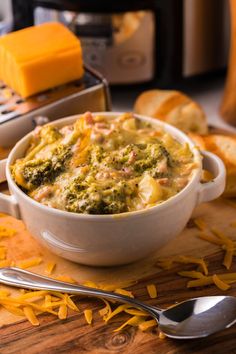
39, 125, 62, 143
63, 179, 131, 214
23, 159, 53, 187
22, 144, 72, 188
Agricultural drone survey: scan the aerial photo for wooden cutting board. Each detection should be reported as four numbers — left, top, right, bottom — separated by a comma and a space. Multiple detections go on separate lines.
0, 196, 236, 354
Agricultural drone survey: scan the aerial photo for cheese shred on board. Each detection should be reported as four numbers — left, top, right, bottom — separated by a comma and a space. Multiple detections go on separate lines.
84, 309, 93, 324
1, 214, 236, 336
146, 284, 157, 299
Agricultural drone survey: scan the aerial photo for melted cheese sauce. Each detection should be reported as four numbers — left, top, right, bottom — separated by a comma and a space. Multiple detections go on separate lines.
11, 112, 196, 214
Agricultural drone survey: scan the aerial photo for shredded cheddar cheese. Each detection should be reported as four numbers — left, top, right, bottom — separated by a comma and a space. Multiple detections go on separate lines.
44, 294, 52, 308
2, 304, 24, 316
99, 299, 112, 320
17, 257, 42, 269
139, 319, 157, 331
114, 315, 144, 332
0, 246, 6, 260
198, 232, 222, 246
55, 275, 77, 284
0, 260, 14, 267
23, 306, 39, 326
114, 288, 134, 298
159, 331, 166, 339
58, 304, 67, 319
157, 255, 208, 275
223, 247, 234, 270
124, 308, 148, 317
105, 304, 130, 323
212, 274, 230, 291
64, 294, 80, 312
177, 270, 205, 279
193, 218, 207, 231
230, 220, 236, 228
146, 284, 157, 299
187, 273, 236, 288
45, 262, 56, 275
84, 309, 93, 324
0, 225, 16, 238
2, 211, 236, 336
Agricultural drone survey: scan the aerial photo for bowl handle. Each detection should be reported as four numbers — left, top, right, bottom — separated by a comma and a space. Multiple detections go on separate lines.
197, 150, 226, 205
0, 159, 20, 218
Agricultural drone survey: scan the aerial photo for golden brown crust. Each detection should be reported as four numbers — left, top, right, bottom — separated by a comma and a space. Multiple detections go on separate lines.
189, 133, 236, 197
0, 146, 11, 160
134, 89, 208, 134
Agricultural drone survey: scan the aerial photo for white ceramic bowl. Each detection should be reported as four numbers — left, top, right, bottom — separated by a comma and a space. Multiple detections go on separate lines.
0, 113, 226, 266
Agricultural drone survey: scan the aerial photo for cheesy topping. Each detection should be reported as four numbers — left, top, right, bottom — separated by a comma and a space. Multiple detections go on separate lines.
11, 112, 195, 215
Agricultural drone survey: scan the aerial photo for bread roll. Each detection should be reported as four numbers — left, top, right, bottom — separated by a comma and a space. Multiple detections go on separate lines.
0, 146, 10, 160
189, 133, 236, 197
134, 89, 208, 134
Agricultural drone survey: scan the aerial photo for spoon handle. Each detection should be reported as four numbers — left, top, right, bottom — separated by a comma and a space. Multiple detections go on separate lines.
0, 267, 161, 317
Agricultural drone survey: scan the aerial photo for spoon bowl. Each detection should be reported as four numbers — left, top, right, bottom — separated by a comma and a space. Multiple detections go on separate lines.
0, 267, 236, 339
159, 296, 236, 339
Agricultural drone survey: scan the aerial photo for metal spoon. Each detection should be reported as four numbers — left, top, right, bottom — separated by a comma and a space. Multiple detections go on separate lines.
0, 267, 236, 339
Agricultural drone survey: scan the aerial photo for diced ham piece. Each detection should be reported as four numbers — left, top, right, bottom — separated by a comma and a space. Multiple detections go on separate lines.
33, 186, 54, 201
158, 178, 169, 186
127, 151, 137, 164
84, 111, 94, 125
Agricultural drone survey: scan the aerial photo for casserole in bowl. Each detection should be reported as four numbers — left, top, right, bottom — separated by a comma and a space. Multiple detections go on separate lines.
0, 112, 226, 266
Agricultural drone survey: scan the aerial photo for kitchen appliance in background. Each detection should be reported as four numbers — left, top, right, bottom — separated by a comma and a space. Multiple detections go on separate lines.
0, 65, 111, 147
0, 0, 13, 35
11, 0, 230, 86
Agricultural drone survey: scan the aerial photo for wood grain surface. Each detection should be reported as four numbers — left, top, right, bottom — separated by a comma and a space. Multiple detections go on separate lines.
0, 196, 236, 353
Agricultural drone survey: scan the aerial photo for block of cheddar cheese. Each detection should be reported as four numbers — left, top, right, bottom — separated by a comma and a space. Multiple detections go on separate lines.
0, 22, 84, 98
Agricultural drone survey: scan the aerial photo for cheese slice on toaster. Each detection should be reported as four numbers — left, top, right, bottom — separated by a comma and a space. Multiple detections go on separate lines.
0, 22, 84, 98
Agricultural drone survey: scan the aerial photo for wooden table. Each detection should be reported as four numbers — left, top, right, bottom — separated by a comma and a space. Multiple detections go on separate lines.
0, 197, 236, 353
